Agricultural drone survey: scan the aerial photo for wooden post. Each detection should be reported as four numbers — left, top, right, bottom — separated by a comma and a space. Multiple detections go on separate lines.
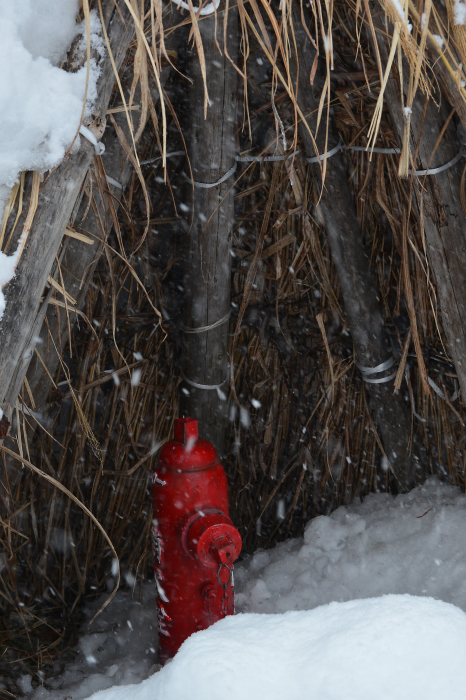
24, 26, 180, 415
292, 8, 422, 490
179, 11, 238, 457
374, 17, 466, 403
0, 1, 134, 420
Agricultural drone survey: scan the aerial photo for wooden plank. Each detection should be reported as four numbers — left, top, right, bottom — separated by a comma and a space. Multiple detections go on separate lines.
21, 10, 181, 418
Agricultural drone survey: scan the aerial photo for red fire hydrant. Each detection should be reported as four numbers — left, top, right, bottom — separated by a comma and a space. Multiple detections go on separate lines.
151, 417, 242, 663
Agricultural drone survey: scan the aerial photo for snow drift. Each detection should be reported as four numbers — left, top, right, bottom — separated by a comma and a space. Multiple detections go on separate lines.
84, 594, 466, 700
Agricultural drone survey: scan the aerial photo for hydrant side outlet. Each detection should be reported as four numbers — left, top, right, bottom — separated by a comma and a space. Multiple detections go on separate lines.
152, 417, 242, 664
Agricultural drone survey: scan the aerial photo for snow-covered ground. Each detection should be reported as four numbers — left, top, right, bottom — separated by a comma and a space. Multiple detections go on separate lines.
71, 595, 466, 700
20, 478, 466, 698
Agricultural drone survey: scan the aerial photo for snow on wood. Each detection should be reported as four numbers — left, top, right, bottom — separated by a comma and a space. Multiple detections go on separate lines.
0, 1, 134, 424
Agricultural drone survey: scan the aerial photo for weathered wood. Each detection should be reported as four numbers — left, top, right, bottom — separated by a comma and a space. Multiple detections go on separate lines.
374, 17, 466, 403
24, 27, 180, 415
179, 11, 238, 457
0, 1, 133, 418
293, 7, 422, 489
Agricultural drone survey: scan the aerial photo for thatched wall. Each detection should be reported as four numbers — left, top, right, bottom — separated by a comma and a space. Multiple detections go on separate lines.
2, 0, 466, 690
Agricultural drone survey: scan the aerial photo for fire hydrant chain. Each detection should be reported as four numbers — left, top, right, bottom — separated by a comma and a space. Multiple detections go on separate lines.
217, 563, 232, 615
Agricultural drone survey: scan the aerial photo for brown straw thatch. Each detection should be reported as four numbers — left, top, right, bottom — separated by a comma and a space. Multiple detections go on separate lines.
2, 0, 466, 692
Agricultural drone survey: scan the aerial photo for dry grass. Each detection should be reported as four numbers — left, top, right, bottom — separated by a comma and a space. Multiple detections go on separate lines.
2, 0, 466, 692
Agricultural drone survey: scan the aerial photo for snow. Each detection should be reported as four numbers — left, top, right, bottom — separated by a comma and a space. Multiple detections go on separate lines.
453, 0, 466, 25
236, 478, 466, 612
25, 583, 159, 700
22, 478, 466, 698
0, 245, 21, 318
0, 0, 104, 318
391, 0, 407, 23
80, 595, 466, 700
0, 0, 103, 213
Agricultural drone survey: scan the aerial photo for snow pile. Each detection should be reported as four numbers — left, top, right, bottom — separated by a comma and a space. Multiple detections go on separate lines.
235, 478, 466, 613
453, 0, 466, 25
22, 584, 159, 700
0, 0, 103, 216
22, 479, 466, 698
79, 595, 466, 700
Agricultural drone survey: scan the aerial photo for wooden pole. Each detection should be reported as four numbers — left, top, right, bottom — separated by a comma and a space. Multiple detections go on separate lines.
179, 10, 238, 457
0, 1, 134, 420
292, 7, 422, 490
24, 25, 181, 416
374, 17, 466, 403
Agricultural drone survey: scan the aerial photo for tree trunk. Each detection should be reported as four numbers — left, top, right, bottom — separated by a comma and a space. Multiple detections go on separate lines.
179, 11, 238, 457
292, 7, 422, 490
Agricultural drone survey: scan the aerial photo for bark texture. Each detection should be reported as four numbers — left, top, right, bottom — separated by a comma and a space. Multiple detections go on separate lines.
24, 21, 180, 414
0, 1, 133, 417
375, 19, 466, 403
179, 12, 238, 457
293, 8, 422, 489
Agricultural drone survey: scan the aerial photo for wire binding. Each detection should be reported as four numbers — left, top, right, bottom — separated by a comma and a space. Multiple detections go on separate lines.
357, 356, 396, 375
181, 311, 231, 334
357, 356, 397, 384
363, 369, 398, 384
79, 125, 105, 156
143, 144, 465, 189
181, 370, 228, 391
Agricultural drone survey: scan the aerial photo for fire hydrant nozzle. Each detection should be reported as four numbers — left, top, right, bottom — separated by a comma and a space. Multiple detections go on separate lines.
152, 417, 242, 664
182, 510, 241, 568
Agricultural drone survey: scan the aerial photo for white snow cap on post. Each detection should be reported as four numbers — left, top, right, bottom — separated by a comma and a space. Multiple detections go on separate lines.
0, 0, 105, 318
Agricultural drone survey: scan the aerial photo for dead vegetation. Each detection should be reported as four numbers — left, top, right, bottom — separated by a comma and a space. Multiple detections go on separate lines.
2, 0, 466, 692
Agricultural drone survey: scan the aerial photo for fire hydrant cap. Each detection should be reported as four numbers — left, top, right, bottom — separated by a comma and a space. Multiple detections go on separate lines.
183, 511, 242, 568
159, 417, 219, 473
